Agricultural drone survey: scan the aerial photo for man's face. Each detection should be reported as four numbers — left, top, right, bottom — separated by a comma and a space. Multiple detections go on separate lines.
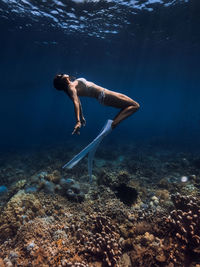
61, 74, 70, 83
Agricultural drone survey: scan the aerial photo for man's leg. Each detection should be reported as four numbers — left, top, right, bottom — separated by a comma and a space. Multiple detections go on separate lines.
111, 102, 140, 129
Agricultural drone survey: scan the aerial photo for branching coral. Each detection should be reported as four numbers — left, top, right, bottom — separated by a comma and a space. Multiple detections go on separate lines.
167, 193, 200, 252
77, 214, 122, 267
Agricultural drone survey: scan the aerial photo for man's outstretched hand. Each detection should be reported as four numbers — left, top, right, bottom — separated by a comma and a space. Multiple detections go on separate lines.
72, 121, 81, 135
81, 117, 86, 127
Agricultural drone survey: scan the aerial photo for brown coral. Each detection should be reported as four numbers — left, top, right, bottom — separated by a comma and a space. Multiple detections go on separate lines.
0, 190, 45, 240
167, 193, 200, 251
77, 214, 122, 267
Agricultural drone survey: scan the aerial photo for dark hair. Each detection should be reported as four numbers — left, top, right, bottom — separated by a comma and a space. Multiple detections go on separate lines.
53, 74, 68, 91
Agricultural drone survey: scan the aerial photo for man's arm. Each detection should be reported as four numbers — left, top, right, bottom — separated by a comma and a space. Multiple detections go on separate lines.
67, 86, 82, 134
78, 99, 86, 126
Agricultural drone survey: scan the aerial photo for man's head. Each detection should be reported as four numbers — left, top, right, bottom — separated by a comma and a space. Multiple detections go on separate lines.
53, 74, 70, 91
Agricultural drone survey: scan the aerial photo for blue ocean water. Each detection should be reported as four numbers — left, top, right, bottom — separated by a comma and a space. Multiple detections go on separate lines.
0, 0, 199, 150
1, 2, 200, 266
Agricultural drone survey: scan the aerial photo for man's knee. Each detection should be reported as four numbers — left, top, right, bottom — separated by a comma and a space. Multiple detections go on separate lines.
131, 101, 140, 111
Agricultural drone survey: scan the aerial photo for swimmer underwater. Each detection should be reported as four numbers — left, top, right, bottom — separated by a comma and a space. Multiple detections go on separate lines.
53, 74, 140, 135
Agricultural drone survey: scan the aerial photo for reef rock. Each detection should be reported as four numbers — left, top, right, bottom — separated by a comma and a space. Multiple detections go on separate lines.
0, 190, 45, 241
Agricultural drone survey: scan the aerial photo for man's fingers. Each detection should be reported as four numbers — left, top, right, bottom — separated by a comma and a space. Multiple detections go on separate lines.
72, 127, 80, 135
72, 128, 77, 135
81, 118, 86, 127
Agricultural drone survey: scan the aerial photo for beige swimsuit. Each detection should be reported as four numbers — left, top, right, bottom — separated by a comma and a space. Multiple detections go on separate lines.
77, 78, 105, 105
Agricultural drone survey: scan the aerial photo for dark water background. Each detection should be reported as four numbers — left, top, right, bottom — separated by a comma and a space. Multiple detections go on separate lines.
0, 0, 200, 152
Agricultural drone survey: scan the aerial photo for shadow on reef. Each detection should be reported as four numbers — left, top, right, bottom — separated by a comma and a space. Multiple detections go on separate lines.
114, 183, 138, 206
97, 169, 139, 206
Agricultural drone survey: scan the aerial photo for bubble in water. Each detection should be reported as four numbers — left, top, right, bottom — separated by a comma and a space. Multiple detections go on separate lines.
181, 176, 188, 183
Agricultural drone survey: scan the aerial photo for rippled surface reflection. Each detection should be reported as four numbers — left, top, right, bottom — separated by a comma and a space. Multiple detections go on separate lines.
1, 0, 198, 44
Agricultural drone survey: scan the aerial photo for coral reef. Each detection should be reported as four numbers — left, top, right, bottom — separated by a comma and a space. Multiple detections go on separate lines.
0, 143, 200, 266
0, 190, 45, 240
77, 214, 122, 266
98, 169, 131, 187
167, 193, 200, 254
